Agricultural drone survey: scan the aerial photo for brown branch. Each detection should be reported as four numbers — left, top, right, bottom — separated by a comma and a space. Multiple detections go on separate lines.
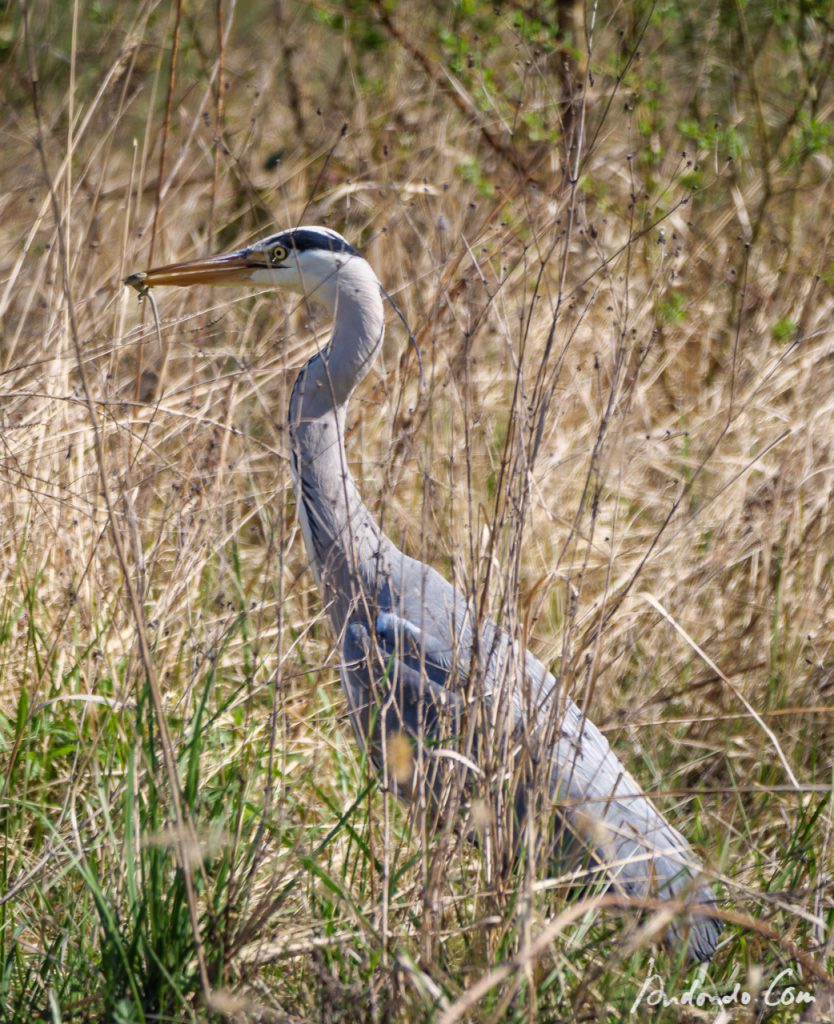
207, 0, 228, 248
136, 0, 183, 402
370, 0, 532, 180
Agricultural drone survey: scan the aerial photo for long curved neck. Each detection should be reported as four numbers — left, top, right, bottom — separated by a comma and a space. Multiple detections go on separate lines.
287, 257, 390, 627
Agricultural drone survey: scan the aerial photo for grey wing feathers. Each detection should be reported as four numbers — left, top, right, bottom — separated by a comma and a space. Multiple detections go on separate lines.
340, 600, 720, 960
549, 700, 721, 960
341, 615, 465, 802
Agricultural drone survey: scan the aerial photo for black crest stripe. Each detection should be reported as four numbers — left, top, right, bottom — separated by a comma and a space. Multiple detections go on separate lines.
266, 228, 359, 256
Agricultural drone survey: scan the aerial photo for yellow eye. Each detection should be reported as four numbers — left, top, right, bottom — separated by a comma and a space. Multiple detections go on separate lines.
270, 244, 288, 264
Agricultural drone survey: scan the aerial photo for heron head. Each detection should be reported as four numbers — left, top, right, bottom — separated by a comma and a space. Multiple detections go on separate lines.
125, 226, 366, 303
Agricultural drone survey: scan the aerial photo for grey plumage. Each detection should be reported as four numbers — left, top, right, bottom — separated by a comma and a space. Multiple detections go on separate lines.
127, 225, 721, 961
283, 232, 720, 961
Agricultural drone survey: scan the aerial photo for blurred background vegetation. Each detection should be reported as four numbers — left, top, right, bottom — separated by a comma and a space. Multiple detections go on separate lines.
1, 0, 834, 1020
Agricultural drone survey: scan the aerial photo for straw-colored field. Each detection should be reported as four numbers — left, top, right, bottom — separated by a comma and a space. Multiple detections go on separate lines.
2, 2, 833, 1020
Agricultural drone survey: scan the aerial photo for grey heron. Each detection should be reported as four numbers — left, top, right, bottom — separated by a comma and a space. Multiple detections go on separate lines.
126, 226, 721, 961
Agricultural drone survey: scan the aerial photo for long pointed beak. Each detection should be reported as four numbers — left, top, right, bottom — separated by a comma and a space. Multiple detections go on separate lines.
125, 249, 260, 291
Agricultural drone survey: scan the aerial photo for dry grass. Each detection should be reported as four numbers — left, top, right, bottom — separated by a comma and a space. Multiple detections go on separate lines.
1, 1, 834, 1021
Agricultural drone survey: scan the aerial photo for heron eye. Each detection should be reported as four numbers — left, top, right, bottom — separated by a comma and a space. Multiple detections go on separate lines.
270, 244, 288, 264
